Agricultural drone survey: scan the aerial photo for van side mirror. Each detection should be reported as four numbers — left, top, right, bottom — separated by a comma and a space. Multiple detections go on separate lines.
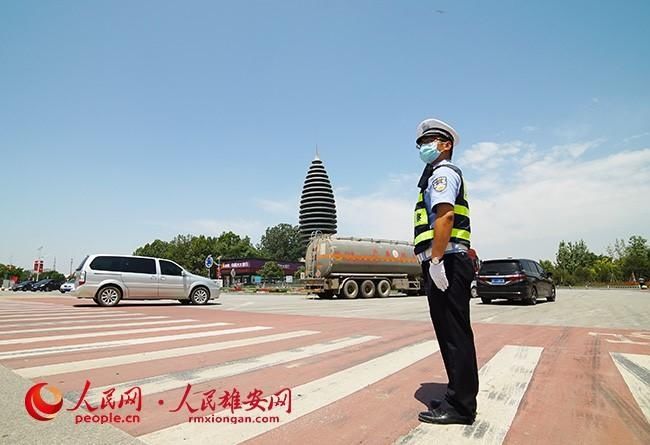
181, 271, 187, 276
546, 272, 553, 278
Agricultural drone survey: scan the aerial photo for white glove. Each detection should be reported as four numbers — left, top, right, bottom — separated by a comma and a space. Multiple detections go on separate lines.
429, 260, 449, 291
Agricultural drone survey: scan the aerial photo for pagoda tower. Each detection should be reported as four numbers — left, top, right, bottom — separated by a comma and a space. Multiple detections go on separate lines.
299, 152, 337, 244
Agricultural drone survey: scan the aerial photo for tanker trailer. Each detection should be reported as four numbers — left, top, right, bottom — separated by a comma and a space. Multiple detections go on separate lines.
303, 235, 422, 299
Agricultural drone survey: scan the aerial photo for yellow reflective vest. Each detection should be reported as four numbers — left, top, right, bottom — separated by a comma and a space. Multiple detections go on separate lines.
413, 163, 471, 255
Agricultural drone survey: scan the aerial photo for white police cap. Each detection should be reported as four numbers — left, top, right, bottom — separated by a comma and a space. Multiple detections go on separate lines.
416, 118, 459, 146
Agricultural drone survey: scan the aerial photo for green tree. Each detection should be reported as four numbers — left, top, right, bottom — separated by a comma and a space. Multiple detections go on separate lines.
134, 232, 259, 275
258, 261, 283, 283
555, 240, 597, 285
0, 264, 30, 282
621, 235, 650, 281
257, 224, 304, 261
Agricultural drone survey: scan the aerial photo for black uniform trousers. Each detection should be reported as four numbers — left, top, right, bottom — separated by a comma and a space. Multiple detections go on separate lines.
421, 251, 479, 417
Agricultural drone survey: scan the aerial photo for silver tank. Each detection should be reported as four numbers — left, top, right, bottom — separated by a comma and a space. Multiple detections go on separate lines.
305, 235, 421, 278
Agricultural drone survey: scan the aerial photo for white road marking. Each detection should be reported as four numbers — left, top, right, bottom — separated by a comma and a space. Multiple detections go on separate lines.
0, 325, 269, 360
82, 335, 382, 406
0, 311, 122, 319
16, 331, 320, 377
0, 316, 169, 329
611, 352, 650, 423
0, 313, 146, 322
396, 345, 543, 445
0, 319, 193, 335
0, 322, 235, 345
141, 339, 438, 445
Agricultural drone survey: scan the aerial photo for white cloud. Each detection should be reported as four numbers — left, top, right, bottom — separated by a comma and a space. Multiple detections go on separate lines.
623, 132, 650, 143
333, 147, 650, 262
522, 125, 538, 132
550, 139, 604, 158
457, 141, 532, 170
255, 198, 298, 216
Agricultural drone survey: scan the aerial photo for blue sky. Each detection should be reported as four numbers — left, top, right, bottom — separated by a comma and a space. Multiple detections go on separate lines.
1, 0, 649, 273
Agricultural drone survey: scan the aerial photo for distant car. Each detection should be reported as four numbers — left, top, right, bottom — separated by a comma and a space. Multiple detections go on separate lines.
60, 281, 75, 293
72, 254, 221, 307
33, 279, 65, 292
476, 258, 555, 305
12, 280, 35, 292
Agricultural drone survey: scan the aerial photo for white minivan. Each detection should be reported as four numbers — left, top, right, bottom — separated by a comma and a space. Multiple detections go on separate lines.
72, 254, 221, 307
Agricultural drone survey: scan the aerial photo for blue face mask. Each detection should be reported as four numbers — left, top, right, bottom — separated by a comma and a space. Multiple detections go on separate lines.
418, 142, 442, 164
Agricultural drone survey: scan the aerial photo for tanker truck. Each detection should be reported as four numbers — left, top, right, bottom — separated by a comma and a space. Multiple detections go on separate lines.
303, 235, 423, 299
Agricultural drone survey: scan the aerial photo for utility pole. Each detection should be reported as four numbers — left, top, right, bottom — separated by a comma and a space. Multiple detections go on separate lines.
53, 256, 56, 273
69, 258, 74, 277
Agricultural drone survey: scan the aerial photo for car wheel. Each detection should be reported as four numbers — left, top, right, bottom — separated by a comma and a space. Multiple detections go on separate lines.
481, 297, 492, 304
190, 287, 210, 305
547, 285, 556, 302
60, 290, 65, 293
471, 286, 478, 298
341, 280, 359, 299
96, 285, 122, 307
178, 299, 192, 305
528, 287, 538, 305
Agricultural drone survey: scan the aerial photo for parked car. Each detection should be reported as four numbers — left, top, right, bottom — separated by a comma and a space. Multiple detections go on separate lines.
33, 279, 65, 292
12, 280, 35, 292
60, 281, 75, 293
72, 254, 221, 307
476, 258, 555, 305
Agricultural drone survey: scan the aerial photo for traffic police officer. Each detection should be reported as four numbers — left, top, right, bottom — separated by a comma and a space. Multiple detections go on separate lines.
413, 118, 479, 425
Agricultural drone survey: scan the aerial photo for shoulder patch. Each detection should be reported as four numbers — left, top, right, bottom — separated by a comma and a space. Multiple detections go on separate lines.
432, 176, 448, 192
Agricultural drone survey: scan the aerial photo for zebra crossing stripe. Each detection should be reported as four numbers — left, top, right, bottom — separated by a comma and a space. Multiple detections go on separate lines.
0, 325, 269, 360
80, 335, 383, 407
0, 318, 194, 335
0, 316, 168, 329
140, 339, 439, 445
0, 311, 123, 319
611, 352, 650, 423
0, 321, 236, 345
396, 345, 543, 445
0, 313, 146, 322
17, 330, 320, 378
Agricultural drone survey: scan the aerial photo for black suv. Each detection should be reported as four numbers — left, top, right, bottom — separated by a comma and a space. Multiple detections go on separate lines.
476, 258, 555, 305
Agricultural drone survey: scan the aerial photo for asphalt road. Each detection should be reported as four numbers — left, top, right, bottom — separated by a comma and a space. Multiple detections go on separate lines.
0, 289, 648, 445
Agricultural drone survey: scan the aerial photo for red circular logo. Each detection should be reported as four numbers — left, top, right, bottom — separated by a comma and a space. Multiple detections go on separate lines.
24, 382, 63, 421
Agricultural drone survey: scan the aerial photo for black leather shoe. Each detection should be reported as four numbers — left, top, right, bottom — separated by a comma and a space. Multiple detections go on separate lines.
418, 406, 475, 425
428, 399, 442, 410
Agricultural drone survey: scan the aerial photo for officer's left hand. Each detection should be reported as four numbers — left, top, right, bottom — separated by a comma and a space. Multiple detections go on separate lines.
429, 261, 449, 291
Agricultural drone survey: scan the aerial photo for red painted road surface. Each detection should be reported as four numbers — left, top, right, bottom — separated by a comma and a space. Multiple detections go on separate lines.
0, 298, 648, 445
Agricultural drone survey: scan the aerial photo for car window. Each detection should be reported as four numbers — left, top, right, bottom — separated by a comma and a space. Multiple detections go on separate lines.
534, 262, 546, 276
89, 256, 122, 272
521, 260, 537, 276
122, 257, 156, 274
479, 261, 520, 275
160, 260, 183, 276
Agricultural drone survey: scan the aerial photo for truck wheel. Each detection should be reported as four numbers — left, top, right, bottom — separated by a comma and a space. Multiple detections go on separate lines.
360, 280, 376, 298
377, 280, 391, 298
342, 280, 359, 299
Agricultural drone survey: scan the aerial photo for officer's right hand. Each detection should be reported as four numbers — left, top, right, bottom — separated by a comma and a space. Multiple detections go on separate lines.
429, 261, 449, 291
